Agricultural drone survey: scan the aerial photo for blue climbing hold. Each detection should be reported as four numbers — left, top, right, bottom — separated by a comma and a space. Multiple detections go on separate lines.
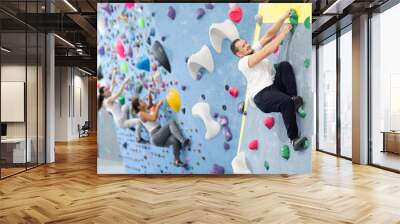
136, 56, 150, 72
196, 8, 205, 20
98, 46, 105, 56
205, 3, 214, 10
149, 28, 156, 37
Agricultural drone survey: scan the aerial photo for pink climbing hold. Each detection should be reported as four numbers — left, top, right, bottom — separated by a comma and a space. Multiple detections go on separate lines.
264, 117, 275, 129
228, 6, 243, 23
228, 87, 239, 98
115, 39, 126, 59
125, 3, 135, 9
248, 139, 258, 150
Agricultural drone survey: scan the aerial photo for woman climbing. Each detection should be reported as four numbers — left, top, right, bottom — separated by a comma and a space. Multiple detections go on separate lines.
131, 94, 190, 168
97, 71, 140, 129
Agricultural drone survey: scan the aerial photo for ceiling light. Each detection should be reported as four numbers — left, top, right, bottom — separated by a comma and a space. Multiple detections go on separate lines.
63, 0, 78, 12
1, 47, 11, 53
54, 34, 75, 48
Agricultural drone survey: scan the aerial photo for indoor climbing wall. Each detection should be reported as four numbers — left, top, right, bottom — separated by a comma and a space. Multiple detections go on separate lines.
97, 3, 312, 174
238, 3, 313, 174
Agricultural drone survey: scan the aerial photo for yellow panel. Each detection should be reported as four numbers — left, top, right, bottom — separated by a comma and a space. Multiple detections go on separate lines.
259, 3, 312, 24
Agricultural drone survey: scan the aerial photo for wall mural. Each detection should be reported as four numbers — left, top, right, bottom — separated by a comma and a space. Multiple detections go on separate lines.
97, 3, 313, 174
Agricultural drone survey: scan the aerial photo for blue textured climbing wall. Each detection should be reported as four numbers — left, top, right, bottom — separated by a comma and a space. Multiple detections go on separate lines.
97, 3, 312, 174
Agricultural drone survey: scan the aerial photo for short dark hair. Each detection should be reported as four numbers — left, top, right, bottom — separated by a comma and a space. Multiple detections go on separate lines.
230, 39, 240, 55
131, 96, 140, 114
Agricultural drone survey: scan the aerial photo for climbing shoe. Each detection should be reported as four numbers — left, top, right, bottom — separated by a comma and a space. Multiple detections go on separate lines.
175, 160, 188, 169
291, 136, 308, 151
182, 139, 191, 149
291, 96, 304, 111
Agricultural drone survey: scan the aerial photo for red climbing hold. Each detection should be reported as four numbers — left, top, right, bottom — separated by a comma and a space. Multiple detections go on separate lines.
115, 39, 126, 59
228, 6, 243, 23
228, 87, 239, 98
248, 140, 258, 150
264, 117, 275, 129
125, 3, 135, 9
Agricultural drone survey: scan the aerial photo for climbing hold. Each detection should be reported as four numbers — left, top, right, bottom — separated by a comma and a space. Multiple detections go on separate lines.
136, 56, 150, 72
218, 115, 229, 126
167, 6, 176, 20
264, 117, 275, 129
304, 58, 311, 69
120, 62, 128, 74
135, 82, 143, 94
248, 140, 258, 150
264, 161, 270, 171
231, 151, 251, 174
289, 9, 298, 33
98, 17, 106, 34
127, 46, 133, 58
192, 102, 221, 140
228, 86, 239, 98
151, 63, 157, 71
98, 46, 105, 56
224, 85, 229, 91
224, 142, 230, 150
201, 94, 206, 100
118, 96, 125, 105
181, 85, 187, 91
166, 88, 181, 112
187, 45, 214, 79
297, 106, 307, 118
97, 66, 103, 80
205, 3, 214, 10
228, 6, 243, 23
138, 17, 145, 28
125, 3, 134, 9
151, 40, 171, 73
196, 8, 206, 19
304, 16, 311, 29
303, 139, 311, 149
147, 37, 151, 46
223, 126, 232, 142
115, 39, 126, 59
149, 28, 156, 37
161, 36, 167, 42
209, 19, 240, 53
281, 145, 290, 160
181, 108, 186, 114
222, 105, 227, 111
238, 101, 245, 114
211, 164, 225, 174
255, 14, 263, 26
102, 4, 113, 15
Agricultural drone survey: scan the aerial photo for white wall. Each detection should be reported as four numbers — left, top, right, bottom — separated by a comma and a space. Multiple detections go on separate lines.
54, 67, 89, 141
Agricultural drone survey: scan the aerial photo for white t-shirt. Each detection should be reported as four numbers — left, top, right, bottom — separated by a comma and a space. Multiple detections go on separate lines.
238, 41, 275, 101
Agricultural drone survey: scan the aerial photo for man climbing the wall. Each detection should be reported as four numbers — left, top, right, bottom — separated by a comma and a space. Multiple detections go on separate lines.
231, 9, 307, 150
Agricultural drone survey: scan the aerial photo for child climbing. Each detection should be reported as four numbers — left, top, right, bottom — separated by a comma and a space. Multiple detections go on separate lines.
230, 9, 307, 150
98, 71, 140, 129
131, 95, 191, 168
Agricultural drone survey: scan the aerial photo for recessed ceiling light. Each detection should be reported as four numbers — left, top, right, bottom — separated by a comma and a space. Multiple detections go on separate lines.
1, 47, 11, 53
54, 34, 75, 48
63, 0, 78, 12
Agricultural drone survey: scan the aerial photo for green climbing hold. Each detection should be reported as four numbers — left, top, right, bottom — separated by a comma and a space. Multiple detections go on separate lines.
304, 58, 310, 69
298, 106, 307, 118
303, 139, 311, 149
120, 62, 129, 74
289, 9, 298, 33
304, 16, 311, 29
281, 145, 290, 160
118, 96, 125, 105
264, 161, 270, 171
138, 18, 145, 28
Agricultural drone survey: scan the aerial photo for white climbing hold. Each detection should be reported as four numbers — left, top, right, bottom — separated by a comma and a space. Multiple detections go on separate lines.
187, 45, 214, 80
255, 14, 263, 26
192, 102, 220, 140
231, 151, 251, 174
209, 19, 240, 53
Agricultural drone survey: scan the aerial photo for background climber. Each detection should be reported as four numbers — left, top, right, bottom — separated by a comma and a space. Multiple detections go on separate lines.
131, 95, 191, 167
230, 9, 307, 150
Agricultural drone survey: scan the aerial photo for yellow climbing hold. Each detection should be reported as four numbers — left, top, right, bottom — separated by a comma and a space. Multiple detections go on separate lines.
258, 3, 311, 24
166, 88, 181, 112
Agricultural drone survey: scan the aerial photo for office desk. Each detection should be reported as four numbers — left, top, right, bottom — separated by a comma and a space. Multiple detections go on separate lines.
381, 131, 400, 155
1, 138, 31, 163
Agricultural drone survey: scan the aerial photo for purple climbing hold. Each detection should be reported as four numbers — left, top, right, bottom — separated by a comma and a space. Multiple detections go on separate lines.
223, 126, 232, 142
205, 3, 214, 10
167, 6, 176, 20
224, 142, 230, 150
98, 46, 105, 56
127, 46, 133, 58
102, 4, 113, 15
211, 164, 225, 174
213, 113, 219, 119
196, 8, 206, 20
218, 115, 229, 126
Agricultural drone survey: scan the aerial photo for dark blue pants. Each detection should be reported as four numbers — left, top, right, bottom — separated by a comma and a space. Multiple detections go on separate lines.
254, 61, 299, 140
